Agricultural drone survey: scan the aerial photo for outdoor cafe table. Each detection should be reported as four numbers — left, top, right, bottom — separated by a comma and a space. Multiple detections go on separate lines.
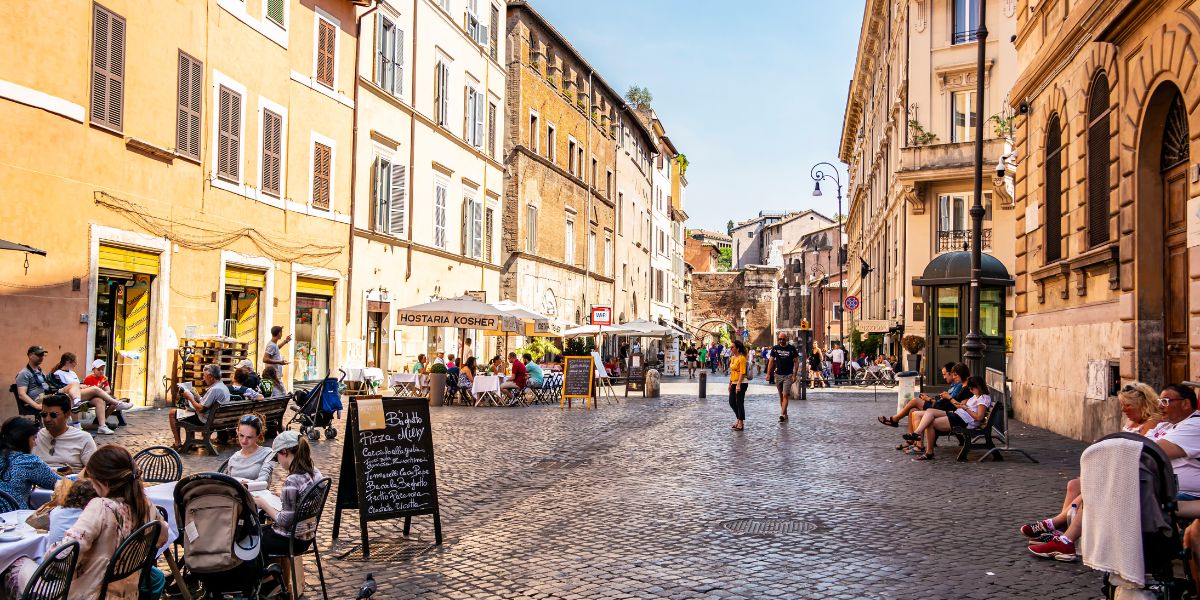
390, 372, 421, 395
472, 375, 502, 406
0, 510, 46, 574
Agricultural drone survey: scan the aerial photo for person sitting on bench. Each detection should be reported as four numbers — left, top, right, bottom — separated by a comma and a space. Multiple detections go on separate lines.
169, 364, 230, 451
879, 362, 961, 428
903, 375, 992, 461
228, 368, 263, 402
50, 353, 132, 434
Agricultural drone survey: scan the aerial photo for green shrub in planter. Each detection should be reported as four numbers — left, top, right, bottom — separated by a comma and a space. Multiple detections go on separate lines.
429, 363, 448, 374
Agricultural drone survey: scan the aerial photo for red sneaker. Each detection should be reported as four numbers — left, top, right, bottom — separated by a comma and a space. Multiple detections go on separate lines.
1020, 520, 1053, 538
1028, 538, 1077, 562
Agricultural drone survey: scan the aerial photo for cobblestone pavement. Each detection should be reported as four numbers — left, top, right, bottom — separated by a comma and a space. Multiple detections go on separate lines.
111, 381, 1099, 599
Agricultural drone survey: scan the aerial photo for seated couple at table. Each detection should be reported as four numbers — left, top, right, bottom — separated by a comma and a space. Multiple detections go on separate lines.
1, 444, 170, 600
499, 353, 544, 394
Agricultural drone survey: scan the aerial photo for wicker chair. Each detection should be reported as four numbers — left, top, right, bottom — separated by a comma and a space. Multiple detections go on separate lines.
132, 446, 183, 484
97, 520, 162, 600
18, 541, 79, 600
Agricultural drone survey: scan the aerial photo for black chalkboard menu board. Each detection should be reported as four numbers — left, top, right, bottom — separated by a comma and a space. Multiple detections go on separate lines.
562, 356, 594, 408
625, 352, 645, 396
332, 396, 442, 557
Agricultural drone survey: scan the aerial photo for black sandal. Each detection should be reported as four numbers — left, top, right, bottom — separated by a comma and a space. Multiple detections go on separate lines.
912, 453, 935, 461
902, 432, 922, 442
878, 416, 899, 427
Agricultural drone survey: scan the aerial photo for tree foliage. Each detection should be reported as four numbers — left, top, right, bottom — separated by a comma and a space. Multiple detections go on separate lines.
516, 338, 562, 362
718, 247, 732, 271
625, 85, 653, 108
676, 153, 689, 177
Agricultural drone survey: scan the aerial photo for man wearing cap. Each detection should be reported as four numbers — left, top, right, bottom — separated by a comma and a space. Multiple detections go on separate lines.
169, 364, 231, 450
82, 359, 110, 392
14, 346, 51, 414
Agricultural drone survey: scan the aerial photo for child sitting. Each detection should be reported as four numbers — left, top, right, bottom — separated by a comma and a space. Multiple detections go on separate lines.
46, 479, 98, 546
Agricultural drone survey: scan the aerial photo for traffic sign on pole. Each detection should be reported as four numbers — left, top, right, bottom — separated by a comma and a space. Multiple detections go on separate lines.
844, 295, 861, 312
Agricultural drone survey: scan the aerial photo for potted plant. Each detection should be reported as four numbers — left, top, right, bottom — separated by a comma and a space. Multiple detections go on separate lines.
428, 362, 448, 406
901, 335, 926, 373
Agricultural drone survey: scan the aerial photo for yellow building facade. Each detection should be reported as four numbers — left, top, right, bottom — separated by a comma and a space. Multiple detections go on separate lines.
0, 0, 360, 416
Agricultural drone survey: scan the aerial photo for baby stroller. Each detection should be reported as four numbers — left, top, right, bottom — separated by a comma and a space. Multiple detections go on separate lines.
173, 472, 287, 599
1087, 432, 1190, 599
286, 373, 343, 441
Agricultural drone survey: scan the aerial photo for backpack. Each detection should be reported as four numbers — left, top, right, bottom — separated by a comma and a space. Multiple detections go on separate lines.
175, 474, 261, 573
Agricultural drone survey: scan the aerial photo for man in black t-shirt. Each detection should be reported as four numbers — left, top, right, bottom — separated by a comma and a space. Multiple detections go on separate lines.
766, 333, 800, 422
685, 343, 699, 379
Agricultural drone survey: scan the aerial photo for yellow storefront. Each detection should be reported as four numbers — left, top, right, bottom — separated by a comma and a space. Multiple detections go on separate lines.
224, 266, 266, 364
295, 277, 335, 382
95, 244, 158, 406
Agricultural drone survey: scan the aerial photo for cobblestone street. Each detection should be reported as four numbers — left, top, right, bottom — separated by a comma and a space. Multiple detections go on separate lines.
113, 381, 1097, 599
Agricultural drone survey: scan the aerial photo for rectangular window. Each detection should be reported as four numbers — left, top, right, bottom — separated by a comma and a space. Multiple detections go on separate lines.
434, 179, 448, 248
375, 14, 403, 95
217, 85, 242, 182
434, 61, 449, 126
315, 17, 336, 87
464, 191, 483, 259
176, 51, 202, 159
568, 139, 577, 175
591, 157, 597, 187
311, 141, 331, 210
465, 84, 483, 147
266, 0, 285, 27
484, 207, 494, 262
261, 109, 282, 197
526, 205, 538, 252
91, 3, 125, 131
489, 4, 499, 61
952, 0, 979, 44
547, 125, 556, 161
951, 91, 975, 143
617, 193, 624, 235
371, 157, 406, 236
529, 113, 540, 153
588, 231, 596, 270
466, 0, 488, 47
487, 101, 497, 158
604, 234, 612, 276
565, 218, 575, 264
606, 170, 613, 199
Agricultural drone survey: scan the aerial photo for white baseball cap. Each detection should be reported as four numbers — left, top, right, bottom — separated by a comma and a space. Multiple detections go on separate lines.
91, 359, 106, 369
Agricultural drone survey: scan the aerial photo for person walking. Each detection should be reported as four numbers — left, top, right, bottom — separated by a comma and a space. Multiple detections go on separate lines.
685, 343, 698, 380
829, 342, 845, 386
728, 341, 748, 431
767, 333, 800, 422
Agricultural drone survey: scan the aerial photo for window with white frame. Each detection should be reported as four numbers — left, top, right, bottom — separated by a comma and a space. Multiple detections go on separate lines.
529, 111, 539, 153
372, 155, 406, 236
434, 61, 449, 126
434, 177, 448, 248
952, 0, 978, 44
314, 14, 337, 88
375, 13, 403, 96
466, 0, 489, 47
546, 123, 555, 161
264, 0, 286, 28
604, 233, 612, 276
465, 81, 484, 147
588, 230, 596, 270
464, 188, 483, 259
564, 216, 575, 264
951, 90, 975, 143
567, 137, 577, 175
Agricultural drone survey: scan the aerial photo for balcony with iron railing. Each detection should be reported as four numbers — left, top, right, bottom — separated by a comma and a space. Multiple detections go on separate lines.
937, 229, 991, 253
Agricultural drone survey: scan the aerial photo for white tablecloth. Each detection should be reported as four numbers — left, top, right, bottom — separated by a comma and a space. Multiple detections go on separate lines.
31, 483, 181, 550
391, 373, 419, 385
472, 375, 501, 394
0, 510, 47, 573
341, 366, 383, 383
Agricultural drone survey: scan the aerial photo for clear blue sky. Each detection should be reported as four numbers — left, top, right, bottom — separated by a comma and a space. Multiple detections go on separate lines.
529, 0, 866, 234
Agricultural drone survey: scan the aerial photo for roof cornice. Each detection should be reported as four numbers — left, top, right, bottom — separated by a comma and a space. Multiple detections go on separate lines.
839, 0, 888, 163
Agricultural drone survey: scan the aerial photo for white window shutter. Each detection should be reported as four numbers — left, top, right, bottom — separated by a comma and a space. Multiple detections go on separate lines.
474, 91, 485, 148
372, 157, 386, 232
434, 184, 447, 248
395, 28, 404, 95
439, 64, 449, 125
472, 199, 483, 259
375, 17, 386, 89
460, 197, 469, 255
389, 164, 406, 236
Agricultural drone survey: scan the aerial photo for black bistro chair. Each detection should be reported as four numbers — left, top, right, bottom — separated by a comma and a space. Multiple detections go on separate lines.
264, 477, 332, 600
97, 520, 162, 600
18, 540, 79, 600
132, 446, 184, 484
0, 490, 19, 512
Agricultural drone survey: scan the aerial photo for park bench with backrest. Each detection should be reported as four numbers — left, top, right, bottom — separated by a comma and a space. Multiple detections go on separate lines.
948, 392, 1003, 462
179, 395, 290, 455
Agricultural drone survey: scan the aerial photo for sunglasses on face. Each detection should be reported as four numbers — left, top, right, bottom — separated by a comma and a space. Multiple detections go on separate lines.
39, 412, 61, 419
240, 415, 261, 425
1160, 396, 1179, 406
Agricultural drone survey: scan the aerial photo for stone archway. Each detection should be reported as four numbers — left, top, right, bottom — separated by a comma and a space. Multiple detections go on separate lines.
1136, 81, 1191, 389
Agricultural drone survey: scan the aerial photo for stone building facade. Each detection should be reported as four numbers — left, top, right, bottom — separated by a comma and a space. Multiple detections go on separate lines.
841, 0, 1018, 364
1008, 0, 1200, 440
691, 267, 778, 348
684, 237, 722, 273
731, 211, 786, 269
502, 0, 628, 324
612, 104, 656, 325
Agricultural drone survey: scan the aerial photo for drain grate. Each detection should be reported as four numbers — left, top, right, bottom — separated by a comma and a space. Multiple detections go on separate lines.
336, 542, 436, 562
720, 518, 818, 535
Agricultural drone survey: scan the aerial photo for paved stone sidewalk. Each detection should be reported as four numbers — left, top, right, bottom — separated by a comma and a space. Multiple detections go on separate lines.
111, 388, 1098, 599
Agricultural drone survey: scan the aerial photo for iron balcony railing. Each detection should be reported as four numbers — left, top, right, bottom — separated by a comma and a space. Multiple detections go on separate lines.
952, 29, 978, 44
937, 228, 992, 253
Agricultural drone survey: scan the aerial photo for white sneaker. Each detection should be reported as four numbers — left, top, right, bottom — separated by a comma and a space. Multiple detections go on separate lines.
115, 401, 134, 411
96, 425, 115, 435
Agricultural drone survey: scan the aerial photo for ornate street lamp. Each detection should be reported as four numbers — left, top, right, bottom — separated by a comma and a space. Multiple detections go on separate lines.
963, 0, 989, 375
811, 162, 844, 347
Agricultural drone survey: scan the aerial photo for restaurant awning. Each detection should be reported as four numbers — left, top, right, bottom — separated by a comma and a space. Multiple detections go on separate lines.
562, 323, 636, 338
395, 297, 509, 331
0, 239, 47, 256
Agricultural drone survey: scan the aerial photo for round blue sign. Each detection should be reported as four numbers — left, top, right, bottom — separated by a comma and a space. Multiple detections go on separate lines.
844, 295, 861, 311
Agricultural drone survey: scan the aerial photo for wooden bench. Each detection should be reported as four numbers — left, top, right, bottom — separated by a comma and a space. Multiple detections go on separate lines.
949, 398, 1003, 462
180, 396, 290, 455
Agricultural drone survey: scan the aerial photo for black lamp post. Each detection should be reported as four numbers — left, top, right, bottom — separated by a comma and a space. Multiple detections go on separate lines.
962, 0, 988, 375
811, 162, 844, 349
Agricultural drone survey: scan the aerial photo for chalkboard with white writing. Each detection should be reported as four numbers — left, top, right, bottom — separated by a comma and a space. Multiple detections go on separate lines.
563, 355, 594, 400
332, 396, 442, 557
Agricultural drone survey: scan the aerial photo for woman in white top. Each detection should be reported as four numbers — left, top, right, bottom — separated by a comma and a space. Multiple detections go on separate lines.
220, 413, 274, 483
904, 375, 992, 461
50, 352, 132, 435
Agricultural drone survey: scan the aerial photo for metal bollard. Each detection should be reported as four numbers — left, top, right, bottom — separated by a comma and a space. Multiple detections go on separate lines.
698, 371, 707, 398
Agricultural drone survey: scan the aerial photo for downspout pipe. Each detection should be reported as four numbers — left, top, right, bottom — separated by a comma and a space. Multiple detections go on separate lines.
346, 0, 382, 323
405, 0, 419, 281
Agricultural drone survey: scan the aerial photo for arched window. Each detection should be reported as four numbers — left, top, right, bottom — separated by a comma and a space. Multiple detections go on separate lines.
1045, 114, 1063, 262
1087, 72, 1112, 247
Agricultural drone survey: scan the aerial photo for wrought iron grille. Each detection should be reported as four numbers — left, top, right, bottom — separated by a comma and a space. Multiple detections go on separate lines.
937, 229, 992, 253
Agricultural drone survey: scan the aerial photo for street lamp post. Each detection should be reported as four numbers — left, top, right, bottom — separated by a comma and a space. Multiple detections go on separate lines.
962, 0, 988, 375
811, 162, 844, 348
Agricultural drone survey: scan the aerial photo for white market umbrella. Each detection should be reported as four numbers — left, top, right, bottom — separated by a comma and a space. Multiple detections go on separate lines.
621, 319, 674, 336
562, 323, 635, 338
492, 300, 561, 337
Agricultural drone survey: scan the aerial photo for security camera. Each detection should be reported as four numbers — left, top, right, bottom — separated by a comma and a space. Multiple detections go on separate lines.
1018, 100, 1030, 115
